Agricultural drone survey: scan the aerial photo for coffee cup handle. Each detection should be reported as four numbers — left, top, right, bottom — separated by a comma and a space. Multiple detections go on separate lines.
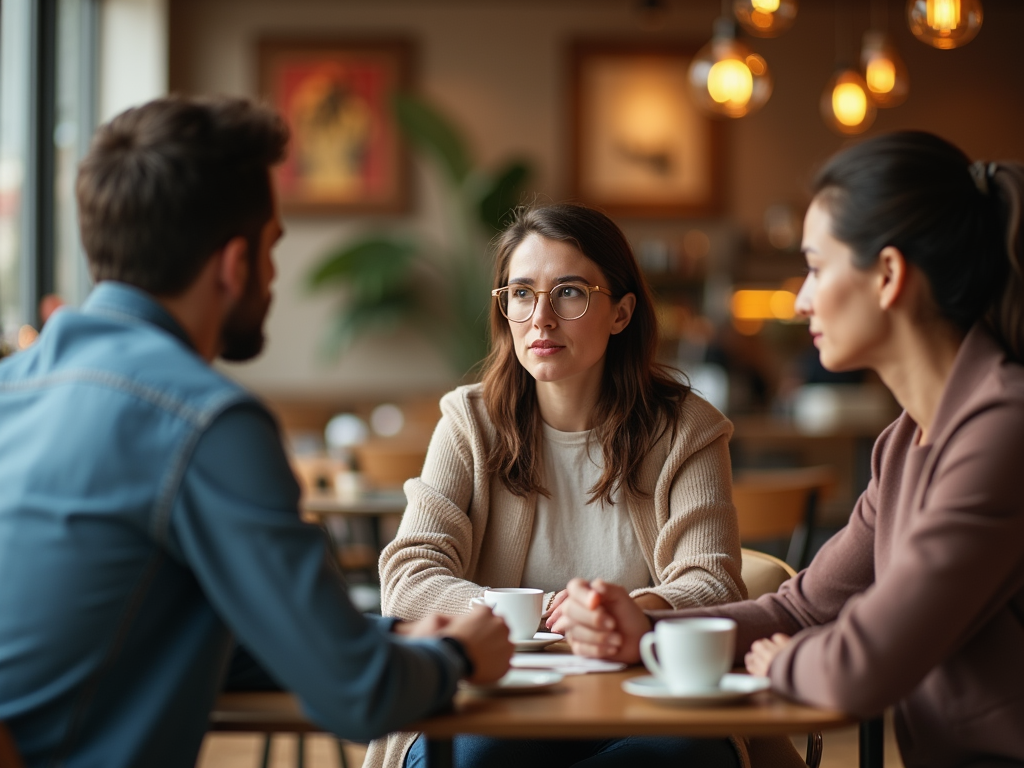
639, 631, 663, 680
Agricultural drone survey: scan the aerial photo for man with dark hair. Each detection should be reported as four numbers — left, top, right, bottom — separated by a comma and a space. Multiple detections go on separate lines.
0, 96, 511, 768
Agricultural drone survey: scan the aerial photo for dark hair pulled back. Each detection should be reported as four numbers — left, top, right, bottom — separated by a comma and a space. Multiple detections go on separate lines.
812, 130, 1024, 361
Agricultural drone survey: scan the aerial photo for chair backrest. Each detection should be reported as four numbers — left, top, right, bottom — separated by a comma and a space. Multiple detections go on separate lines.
732, 465, 835, 541
741, 547, 797, 599
0, 721, 24, 768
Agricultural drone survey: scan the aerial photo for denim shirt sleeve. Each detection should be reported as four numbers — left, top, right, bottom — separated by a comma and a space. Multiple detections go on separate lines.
165, 403, 461, 741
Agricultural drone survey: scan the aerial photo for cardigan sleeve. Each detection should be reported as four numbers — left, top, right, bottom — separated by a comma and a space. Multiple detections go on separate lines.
624, 395, 743, 610
767, 402, 1024, 718
629, 435, 746, 610
378, 392, 488, 619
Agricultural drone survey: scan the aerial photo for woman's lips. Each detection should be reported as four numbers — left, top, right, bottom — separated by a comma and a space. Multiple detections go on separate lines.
810, 331, 822, 347
530, 340, 564, 357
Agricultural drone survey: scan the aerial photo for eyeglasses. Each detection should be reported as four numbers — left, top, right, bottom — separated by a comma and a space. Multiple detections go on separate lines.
491, 282, 614, 323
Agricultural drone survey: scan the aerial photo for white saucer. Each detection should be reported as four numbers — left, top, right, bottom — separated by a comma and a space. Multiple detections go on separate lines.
622, 673, 771, 707
460, 670, 564, 695
514, 632, 564, 652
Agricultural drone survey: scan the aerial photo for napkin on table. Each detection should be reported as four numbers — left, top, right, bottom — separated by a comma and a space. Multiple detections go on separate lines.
510, 653, 626, 675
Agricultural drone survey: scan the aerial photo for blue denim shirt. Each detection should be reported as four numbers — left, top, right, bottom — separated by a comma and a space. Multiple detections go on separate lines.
0, 282, 462, 768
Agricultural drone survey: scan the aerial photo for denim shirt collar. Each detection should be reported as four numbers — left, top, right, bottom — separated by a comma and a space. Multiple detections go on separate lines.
82, 281, 196, 351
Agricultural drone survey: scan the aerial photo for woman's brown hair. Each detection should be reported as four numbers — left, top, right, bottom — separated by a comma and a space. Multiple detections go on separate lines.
480, 203, 689, 504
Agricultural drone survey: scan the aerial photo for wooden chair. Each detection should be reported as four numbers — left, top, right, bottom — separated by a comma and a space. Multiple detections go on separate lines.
0, 721, 25, 768
733, 466, 836, 570
209, 692, 349, 768
740, 548, 823, 768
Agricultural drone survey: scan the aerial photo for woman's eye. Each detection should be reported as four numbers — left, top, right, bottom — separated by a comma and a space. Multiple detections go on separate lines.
558, 285, 585, 298
511, 287, 532, 300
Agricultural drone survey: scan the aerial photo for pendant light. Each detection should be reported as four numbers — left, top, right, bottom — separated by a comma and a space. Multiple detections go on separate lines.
821, 0, 875, 135
906, 0, 983, 49
861, 2, 909, 108
689, 13, 773, 118
733, 0, 798, 38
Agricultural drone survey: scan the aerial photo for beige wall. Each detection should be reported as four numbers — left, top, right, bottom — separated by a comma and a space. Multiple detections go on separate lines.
168, 0, 1024, 401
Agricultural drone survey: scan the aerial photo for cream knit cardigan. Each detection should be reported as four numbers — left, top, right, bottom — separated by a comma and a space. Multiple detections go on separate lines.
365, 383, 772, 768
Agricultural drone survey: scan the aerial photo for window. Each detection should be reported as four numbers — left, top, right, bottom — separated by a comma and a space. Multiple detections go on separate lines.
0, 0, 97, 348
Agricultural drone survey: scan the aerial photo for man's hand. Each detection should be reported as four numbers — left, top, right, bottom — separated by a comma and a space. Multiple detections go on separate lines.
744, 633, 791, 677
439, 605, 513, 684
560, 578, 652, 664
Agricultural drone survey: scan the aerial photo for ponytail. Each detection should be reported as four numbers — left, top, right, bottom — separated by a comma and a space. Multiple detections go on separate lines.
986, 163, 1024, 363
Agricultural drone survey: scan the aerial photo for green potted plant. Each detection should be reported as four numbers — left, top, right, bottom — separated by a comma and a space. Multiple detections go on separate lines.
308, 93, 531, 378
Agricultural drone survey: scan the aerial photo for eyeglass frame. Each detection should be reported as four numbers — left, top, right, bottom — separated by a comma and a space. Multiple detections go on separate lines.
490, 282, 615, 322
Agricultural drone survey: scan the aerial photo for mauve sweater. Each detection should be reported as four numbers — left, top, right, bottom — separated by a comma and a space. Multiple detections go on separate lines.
658, 325, 1024, 768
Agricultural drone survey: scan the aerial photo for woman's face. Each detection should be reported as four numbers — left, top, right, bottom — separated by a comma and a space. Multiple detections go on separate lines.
504, 233, 634, 390
795, 198, 888, 372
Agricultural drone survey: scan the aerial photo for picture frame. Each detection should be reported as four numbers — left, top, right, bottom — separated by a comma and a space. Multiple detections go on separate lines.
569, 41, 724, 218
258, 38, 413, 215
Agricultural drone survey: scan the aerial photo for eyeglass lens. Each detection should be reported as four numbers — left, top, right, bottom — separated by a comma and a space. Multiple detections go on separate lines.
501, 283, 590, 321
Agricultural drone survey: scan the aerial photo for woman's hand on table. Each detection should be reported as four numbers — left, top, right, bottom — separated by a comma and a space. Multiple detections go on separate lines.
560, 578, 651, 664
745, 633, 792, 677
544, 589, 569, 632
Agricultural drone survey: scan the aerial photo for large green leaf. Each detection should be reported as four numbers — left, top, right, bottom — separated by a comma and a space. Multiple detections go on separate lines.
477, 160, 531, 233
393, 92, 472, 184
320, 289, 421, 357
308, 238, 417, 289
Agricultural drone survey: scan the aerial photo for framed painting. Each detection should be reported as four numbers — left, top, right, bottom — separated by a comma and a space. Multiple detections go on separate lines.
569, 41, 724, 218
258, 38, 413, 215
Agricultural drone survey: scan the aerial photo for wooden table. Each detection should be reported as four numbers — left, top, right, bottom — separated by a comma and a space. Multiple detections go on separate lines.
211, 666, 882, 768
406, 665, 857, 768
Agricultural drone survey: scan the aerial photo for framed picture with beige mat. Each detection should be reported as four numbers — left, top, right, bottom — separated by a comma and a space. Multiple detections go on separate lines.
569, 40, 724, 218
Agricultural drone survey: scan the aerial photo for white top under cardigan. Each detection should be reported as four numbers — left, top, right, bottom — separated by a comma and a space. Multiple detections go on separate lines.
520, 422, 651, 596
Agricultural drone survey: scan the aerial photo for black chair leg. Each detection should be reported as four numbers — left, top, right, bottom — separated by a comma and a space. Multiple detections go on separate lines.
260, 735, 272, 768
805, 731, 823, 768
859, 717, 884, 768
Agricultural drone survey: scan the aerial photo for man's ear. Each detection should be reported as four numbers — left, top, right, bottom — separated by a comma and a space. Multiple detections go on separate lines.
218, 236, 250, 304
877, 246, 908, 311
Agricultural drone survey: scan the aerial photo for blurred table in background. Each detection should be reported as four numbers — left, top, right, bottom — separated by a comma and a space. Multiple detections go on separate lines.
731, 414, 890, 527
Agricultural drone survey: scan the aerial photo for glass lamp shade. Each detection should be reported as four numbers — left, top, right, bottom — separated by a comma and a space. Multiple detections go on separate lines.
906, 0, 983, 49
689, 19, 773, 118
733, 0, 798, 38
861, 31, 909, 107
821, 68, 877, 135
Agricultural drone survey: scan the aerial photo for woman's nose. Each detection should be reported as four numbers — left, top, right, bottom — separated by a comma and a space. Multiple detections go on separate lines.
532, 294, 558, 327
794, 276, 813, 317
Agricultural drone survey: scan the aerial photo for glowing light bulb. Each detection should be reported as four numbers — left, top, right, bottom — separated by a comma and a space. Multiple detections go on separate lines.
861, 31, 909, 107
821, 69, 876, 135
707, 59, 754, 105
734, 0, 798, 38
833, 83, 867, 126
906, 0, 983, 49
689, 18, 773, 118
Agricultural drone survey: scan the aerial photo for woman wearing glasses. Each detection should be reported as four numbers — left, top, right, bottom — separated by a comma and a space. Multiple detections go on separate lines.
367, 204, 750, 768
559, 133, 1024, 767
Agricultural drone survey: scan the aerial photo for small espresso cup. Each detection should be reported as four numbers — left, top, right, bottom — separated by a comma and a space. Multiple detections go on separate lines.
469, 587, 543, 641
639, 617, 736, 695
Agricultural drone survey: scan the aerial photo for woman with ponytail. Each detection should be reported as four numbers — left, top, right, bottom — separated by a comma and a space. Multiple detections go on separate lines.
560, 132, 1024, 767
370, 203, 750, 768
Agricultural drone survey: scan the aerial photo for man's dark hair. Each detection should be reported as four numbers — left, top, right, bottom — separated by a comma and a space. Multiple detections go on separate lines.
76, 96, 289, 296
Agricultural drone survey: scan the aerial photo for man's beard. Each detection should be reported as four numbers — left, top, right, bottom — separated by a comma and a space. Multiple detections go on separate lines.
221, 276, 271, 362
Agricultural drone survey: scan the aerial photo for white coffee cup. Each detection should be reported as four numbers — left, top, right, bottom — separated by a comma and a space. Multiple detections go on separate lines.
469, 588, 543, 641
639, 617, 736, 694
